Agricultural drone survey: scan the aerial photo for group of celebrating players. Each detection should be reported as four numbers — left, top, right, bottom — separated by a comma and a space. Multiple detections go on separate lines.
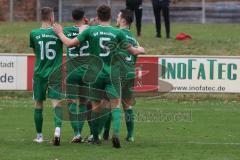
29, 4, 145, 149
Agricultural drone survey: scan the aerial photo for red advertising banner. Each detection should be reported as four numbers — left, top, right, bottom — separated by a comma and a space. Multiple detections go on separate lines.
134, 57, 159, 92
26, 55, 159, 92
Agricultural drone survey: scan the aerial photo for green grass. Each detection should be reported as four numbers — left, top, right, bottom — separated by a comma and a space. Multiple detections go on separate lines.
0, 22, 239, 55
1, 97, 240, 160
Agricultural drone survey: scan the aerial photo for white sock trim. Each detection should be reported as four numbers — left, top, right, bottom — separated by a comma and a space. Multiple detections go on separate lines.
54, 127, 61, 137
127, 106, 133, 110
37, 133, 43, 138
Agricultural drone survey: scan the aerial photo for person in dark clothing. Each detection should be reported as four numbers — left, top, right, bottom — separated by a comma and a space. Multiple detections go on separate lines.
126, 0, 143, 36
151, 0, 171, 38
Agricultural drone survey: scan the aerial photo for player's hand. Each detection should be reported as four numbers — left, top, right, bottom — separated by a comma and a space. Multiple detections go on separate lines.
53, 23, 63, 35
83, 17, 89, 25
137, 46, 145, 54
89, 17, 98, 26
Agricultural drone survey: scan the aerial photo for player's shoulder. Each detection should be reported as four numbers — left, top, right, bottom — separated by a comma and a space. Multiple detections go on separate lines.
120, 28, 129, 33
122, 28, 136, 39
81, 24, 89, 29
64, 26, 78, 32
30, 28, 41, 35
63, 26, 72, 31
112, 26, 123, 32
79, 25, 89, 33
103, 26, 123, 35
81, 25, 99, 34
108, 25, 120, 31
45, 27, 58, 36
88, 25, 98, 30
30, 27, 55, 35
115, 28, 127, 36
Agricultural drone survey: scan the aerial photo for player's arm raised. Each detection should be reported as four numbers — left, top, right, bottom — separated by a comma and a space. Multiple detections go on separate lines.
53, 23, 80, 47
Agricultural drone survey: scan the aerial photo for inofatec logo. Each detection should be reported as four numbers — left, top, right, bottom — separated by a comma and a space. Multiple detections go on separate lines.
160, 58, 238, 80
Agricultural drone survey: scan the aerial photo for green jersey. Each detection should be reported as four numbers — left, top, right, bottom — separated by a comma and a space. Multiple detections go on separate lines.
64, 26, 90, 75
116, 28, 139, 80
30, 27, 63, 79
77, 25, 128, 77
120, 28, 139, 65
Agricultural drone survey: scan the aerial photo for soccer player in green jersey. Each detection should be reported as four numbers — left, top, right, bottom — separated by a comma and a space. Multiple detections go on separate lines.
63, 7, 91, 143
53, 4, 144, 148
103, 9, 138, 142
29, 7, 63, 146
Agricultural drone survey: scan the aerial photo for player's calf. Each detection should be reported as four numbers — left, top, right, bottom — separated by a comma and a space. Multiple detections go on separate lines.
123, 100, 135, 142
110, 99, 122, 148
33, 101, 44, 144
52, 100, 63, 146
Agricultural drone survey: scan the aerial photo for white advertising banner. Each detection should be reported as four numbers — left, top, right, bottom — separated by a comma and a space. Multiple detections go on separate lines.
159, 56, 240, 93
0, 56, 27, 90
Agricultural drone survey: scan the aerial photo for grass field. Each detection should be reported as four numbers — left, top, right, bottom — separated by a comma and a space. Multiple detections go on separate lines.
1, 97, 240, 160
0, 22, 240, 55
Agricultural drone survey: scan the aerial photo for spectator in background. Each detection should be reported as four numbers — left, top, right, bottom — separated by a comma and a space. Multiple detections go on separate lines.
152, 0, 171, 38
126, 0, 143, 36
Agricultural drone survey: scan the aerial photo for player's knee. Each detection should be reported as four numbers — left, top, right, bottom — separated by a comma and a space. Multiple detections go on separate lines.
51, 99, 62, 108
122, 104, 129, 110
101, 99, 111, 109
122, 99, 132, 108
110, 99, 121, 109
91, 101, 102, 112
35, 101, 43, 109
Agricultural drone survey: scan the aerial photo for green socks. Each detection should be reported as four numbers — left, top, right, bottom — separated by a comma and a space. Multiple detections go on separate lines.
78, 104, 87, 134
69, 102, 79, 136
98, 108, 111, 134
87, 114, 93, 135
68, 103, 88, 136
104, 108, 134, 138
104, 113, 112, 134
53, 106, 62, 128
34, 108, 43, 134
91, 108, 110, 140
125, 109, 134, 138
86, 103, 93, 135
112, 108, 121, 137
91, 111, 100, 140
